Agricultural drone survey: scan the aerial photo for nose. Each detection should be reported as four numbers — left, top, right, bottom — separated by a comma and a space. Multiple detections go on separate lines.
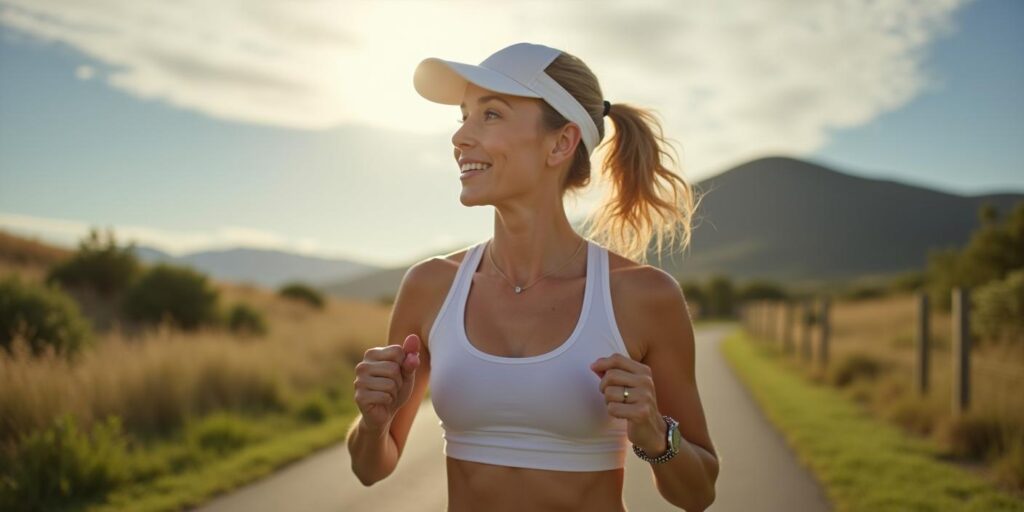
451, 115, 476, 152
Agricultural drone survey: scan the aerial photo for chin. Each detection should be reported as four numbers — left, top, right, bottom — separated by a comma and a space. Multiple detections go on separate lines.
459, 191, 492, 207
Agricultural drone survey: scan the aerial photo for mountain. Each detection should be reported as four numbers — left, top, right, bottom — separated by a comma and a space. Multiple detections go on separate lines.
326, 155, 1023, 300
131, 245, 381, 290
661, 155, 1023, 284
7, 155, 1018, 301
319, 265, 410, 303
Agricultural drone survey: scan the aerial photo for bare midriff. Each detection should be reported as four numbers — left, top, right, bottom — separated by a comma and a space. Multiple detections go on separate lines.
445, 456, 627, 512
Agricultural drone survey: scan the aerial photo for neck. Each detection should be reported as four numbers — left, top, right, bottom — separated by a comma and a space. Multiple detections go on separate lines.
487, 204, 586, 286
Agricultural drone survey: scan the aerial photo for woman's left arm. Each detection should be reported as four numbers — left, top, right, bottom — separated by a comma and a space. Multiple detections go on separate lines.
591, 267, 719, 511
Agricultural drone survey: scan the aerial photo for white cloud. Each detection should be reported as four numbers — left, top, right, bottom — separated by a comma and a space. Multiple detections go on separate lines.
74, 63, 93, 80
0, 0, 969, 180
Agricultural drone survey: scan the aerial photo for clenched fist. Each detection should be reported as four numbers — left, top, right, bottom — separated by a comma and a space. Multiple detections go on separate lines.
353, 333, 421, 432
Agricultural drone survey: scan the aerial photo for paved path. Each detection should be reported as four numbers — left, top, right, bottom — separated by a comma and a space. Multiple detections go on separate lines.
191, 323, 831, 511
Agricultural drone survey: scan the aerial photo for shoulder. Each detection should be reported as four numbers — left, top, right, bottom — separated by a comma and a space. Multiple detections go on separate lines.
396, 245, 475, 351
400, 244, 473, 292
605, 249, 688, 361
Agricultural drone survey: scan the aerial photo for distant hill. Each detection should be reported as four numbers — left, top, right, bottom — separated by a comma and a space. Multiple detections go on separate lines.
3, 155, 1020, 301
319, 265, 410, 303
130, 245, 381, 290
326, 155, 1024, 299
665, 156, 1023, 285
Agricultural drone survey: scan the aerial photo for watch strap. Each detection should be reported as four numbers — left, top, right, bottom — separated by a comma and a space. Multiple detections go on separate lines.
632, 415, 679, 464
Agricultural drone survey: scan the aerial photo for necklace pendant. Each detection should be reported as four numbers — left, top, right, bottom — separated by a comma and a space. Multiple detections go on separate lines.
514, 285, 522, 294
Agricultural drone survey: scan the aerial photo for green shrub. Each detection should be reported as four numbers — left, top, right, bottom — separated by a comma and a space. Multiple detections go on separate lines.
186, 413, 257, 456
120, 263, 221, 331
227, 302, 267, 337
993, 434, 1024, 491
705, 274, 736, 318
278, 282, 324, 309
889, 270, 926, 293
926, 201, 1024, 312
737, 279, 788, 301
45, 227, 141, 298
294, 394, 329, 423
972, 268, 1024, 345
842, 284, 887, 301
940, 411, 1011, 460
829, 352, 884, 387
0, 414, 129, 511
0, 274, 94, 358
881, 396, 936, 436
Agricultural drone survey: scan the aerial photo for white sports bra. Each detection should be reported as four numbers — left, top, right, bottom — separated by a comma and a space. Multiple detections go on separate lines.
428, 237, 633, 472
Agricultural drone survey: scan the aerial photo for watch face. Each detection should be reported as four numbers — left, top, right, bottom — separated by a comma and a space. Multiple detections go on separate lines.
669, 421, 682, 451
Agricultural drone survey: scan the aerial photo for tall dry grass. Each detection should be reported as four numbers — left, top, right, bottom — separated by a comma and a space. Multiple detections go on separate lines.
822, 292, 1022, 427
762, 291, 1024, 491
0, 282, 390, 449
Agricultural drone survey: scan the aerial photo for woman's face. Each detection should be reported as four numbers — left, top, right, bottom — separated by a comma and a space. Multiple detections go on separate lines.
452, 82, 577, 207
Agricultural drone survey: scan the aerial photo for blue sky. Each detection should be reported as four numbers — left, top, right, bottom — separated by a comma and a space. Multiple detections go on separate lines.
812, 0, 1023, 195
0, 0, 1021, 267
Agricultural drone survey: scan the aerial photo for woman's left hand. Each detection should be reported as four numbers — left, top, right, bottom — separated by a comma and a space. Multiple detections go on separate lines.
591, 353, 667, 454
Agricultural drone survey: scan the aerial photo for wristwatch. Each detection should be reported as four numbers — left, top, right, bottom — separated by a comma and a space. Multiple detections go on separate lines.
632, 415, 682, 464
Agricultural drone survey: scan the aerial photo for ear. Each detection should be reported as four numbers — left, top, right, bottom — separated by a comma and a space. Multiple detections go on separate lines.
545, 122, 582, 168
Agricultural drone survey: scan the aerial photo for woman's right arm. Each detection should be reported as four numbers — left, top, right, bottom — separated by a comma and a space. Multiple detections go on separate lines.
347, 257, 439, 486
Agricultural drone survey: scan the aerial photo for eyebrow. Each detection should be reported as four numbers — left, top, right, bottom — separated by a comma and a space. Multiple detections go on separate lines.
460, 95, 513, 110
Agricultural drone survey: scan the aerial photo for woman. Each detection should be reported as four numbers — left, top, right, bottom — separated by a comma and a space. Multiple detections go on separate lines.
347, 42, 718, 511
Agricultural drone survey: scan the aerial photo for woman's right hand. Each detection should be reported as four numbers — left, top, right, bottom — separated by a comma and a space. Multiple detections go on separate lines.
353, 333, 421, 432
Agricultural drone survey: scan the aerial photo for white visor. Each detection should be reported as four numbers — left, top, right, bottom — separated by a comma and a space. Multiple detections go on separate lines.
413, 42, 602, 156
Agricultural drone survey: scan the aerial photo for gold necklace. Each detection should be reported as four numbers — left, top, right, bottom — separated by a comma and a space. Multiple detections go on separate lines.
486, 237, 587, 294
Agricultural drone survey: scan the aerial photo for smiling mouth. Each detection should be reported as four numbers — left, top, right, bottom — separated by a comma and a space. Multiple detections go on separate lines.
460, 163, 492, 178
460, 167, 489, 179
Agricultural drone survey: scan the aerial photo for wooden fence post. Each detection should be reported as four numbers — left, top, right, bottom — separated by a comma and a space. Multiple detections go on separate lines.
915, 292, 930, 396
801, 298, 813, 362
753, 299, 761, 339
952, 287, 971, 415
772, 300, 780, 349
761, 300, 768, 342
819, 296, 830, 368
783, 301, 794, 356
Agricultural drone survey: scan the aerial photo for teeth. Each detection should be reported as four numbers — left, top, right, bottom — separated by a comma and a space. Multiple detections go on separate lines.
460, 163, 492, 172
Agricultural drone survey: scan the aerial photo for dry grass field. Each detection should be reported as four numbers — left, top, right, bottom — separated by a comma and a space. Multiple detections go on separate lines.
758, 291, 1024, 492
0, 267, 390, 443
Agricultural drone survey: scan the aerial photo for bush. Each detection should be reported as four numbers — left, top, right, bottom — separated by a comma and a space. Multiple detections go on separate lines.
227, 302, 267, 337
881, 396, 936, 436
939, 411, 1011, 461
294, 393, 330, 423
186, 412, 257, 456
841, 284, 887, 301
705, 274, 736, 318
120, 263, 221, 331
45, 227, 141, 298
0, 274, 94, 358
829, 352, 884, 387
737, 279, 788, 301
0, 414, 129, 511
993, 434, 1024, 492
889, 270, 926, 293
278, 282, 325, 309
972, 268, 1024, 345
925, 201, 1024, 312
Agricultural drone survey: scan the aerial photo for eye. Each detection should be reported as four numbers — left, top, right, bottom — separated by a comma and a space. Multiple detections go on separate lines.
457, 109, 500, 124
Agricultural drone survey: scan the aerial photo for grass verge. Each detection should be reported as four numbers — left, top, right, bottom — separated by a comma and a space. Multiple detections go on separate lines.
720, 329, 1024, 512
79, 403, 360, 512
